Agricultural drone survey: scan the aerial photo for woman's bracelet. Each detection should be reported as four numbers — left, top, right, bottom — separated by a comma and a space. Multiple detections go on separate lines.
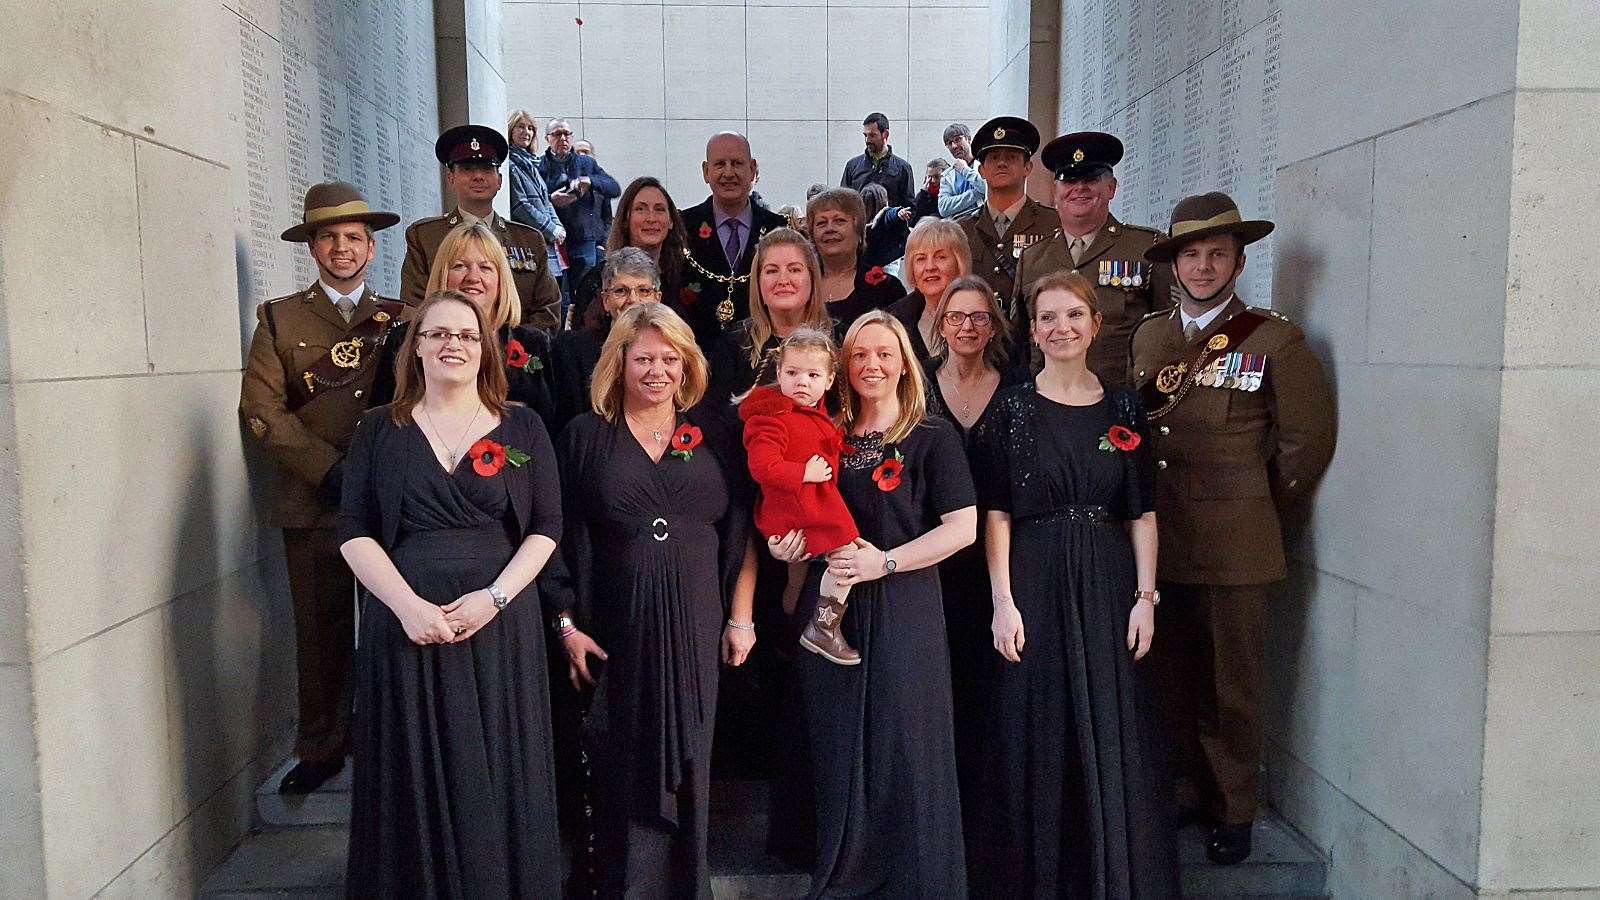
1134, 589, 1160, 606
725, 619, 755, 631
557, 625, 577, 639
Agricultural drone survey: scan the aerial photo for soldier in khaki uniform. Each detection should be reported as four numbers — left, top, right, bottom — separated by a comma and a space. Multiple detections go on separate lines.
402, 125, 561, 330
1010, 132, 1172, 383
241, 182, 407, 793
1129, 192, 1336, 865
954, 116, 1056, 307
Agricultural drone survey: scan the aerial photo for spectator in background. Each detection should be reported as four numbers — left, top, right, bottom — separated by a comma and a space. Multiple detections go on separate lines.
539, 118, 621, 329
806, 182, 829, 202
938, 123, 986, 218
861, 183, 902, 273
841, 112, 915, 208
574, 139, 614, 241
506, 110, 566, 298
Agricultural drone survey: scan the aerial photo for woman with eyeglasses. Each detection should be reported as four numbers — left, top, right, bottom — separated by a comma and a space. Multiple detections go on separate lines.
340, 290, 565, 897
371, 222, 556, 430
923, 275, 1023, 883
547, 247, 663, 436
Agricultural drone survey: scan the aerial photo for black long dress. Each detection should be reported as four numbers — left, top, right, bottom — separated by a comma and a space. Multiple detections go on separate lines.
553, 409, 750, 898
339, 406, 563, 899
798, 418, 975, 898
925, 361, 1023, 886
968, 384, 1178, 899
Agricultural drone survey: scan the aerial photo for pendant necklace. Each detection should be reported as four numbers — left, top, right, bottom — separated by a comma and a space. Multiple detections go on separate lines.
422, 402, 482, 467
627, 409, 675, 444
942, 369, 973, 417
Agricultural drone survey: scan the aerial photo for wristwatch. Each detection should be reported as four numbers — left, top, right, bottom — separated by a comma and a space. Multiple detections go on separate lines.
883, 554, 897, 575
487, 584, 510, 610
1134, 589, 1160, 606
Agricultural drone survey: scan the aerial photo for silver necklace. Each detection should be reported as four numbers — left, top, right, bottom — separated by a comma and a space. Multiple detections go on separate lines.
421, 402, 482, 467
626, 409, 675, 444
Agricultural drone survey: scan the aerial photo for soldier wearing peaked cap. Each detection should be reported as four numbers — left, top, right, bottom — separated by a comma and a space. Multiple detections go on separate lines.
955, 116, 1058, 312
1009, 131, 1173, 384
240, 181, 408, 795
1129, 191, 1336, 866
402, 125, 562, 330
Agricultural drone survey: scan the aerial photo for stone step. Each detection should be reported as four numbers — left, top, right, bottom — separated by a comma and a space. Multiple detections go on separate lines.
227, 763, 1325, 899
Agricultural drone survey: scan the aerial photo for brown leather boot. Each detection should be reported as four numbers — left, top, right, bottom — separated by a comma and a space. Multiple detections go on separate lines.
800, 595, 860, 665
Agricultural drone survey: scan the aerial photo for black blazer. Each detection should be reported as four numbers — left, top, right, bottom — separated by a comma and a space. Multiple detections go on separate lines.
338, 405, 563, 614
675, 197, 789, 348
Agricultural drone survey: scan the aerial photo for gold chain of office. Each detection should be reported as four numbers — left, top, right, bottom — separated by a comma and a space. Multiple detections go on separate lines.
681, 247, 751, 286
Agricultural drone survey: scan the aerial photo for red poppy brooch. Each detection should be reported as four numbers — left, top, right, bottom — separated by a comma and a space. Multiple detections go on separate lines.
698, 222, 714, 240
864, 266, 888, 286
669, 423, 703, 461
1098, 424, 1141, 453
680, 284, 702, 307
469, 438, 531, 476
871, 449, 905, 492
504, 338, 542, 372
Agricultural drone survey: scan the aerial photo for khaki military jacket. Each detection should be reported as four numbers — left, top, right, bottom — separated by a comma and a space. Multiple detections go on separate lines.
1011, 214, 1173, 384
240, 283, 404, 528
956, 196, 1056, 306
400, 209, 560, 330
1129, 296, 1336, 585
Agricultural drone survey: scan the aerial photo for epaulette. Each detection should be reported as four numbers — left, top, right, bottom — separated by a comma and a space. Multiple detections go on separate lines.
1137, 307, 1170, 324
1242, 305, 1292, 325
953, 207, 980, 223
1118, 222, 1163, 241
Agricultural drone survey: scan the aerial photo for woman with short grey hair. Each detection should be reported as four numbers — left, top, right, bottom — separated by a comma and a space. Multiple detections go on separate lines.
548, 247, 664, 434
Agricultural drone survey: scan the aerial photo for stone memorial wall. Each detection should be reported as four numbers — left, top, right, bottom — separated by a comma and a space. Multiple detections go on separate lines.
1058, 0, 1281, 304
228, 0, 442, 314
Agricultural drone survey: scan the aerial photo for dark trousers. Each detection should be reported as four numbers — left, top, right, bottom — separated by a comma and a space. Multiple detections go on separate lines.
1149, 581, 1270, 824
282, 526, 354, 762
562, 241, 600, 331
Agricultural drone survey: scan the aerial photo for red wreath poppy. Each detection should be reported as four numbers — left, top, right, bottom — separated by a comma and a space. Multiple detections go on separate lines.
680, 285, 701, 307
505, 339, 530, 368
698, 222, 713, 240
1107, 424, 1141, 451
470, 439, 507, 476
871, 456, 904, 492
864, 266, 888, 286
669, 423, 703, 461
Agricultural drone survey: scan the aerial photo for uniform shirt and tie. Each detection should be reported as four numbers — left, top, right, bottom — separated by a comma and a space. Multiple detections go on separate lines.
1179, 299, 1227, 343
321, 280, 364, 323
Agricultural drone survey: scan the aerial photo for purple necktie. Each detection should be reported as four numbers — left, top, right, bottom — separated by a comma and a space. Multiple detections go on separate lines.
723, 219, 742, 267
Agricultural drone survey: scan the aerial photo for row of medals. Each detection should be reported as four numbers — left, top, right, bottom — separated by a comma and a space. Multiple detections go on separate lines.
1154, 333, 1266, 394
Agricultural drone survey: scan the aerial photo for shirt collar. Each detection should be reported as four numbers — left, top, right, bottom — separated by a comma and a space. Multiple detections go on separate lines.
869, 144, 893, 163
988, 196, 1026, 227
319, 280, 366, 304
1181, 297, 1231, 333
712, 202, 754, 233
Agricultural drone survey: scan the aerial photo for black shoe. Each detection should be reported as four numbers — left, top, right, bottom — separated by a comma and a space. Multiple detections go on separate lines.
1177, 804, 1212, 827
278, 758, 345, 795
1206, 822, 1253, 865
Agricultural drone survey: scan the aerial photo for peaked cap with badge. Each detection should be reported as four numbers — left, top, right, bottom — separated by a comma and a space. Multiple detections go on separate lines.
240, 181, 407, 771
1008, 129, 1171, 384
957, 116, 1055, 304
400, 125, 561, 328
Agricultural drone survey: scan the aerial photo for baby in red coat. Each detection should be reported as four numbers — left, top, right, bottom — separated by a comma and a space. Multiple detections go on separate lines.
739, 329, 862, 665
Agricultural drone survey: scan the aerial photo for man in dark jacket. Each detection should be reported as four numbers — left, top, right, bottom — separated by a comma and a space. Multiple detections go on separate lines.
841, 112, 915, 208
539, 118, 621, 327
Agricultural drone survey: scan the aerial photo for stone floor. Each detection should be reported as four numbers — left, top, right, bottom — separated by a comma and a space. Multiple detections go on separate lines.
202, 760, 1327, 898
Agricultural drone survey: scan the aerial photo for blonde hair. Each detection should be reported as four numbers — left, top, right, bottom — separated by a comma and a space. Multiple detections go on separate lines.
836, 311, 927, 444
805, 188, 867, 254
736, 326, 838, 405
426, 222, 522, 329
928, 274, 1011, 368
390, 291, 510, 424
745, 227, 831, 368
590, 303, 709, 421
506, 108, 537, 143
904, 218, 972, 288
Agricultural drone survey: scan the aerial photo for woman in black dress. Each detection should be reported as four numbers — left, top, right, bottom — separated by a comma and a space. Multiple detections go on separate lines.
885, 218, 973, 382
705, 227, 834, 407
339, 291, 564, 898
807, 188, 904, 329
770, 310, 978, 897
550, 302, 757, 897
370, 222, 555, 429
970, 270, 1176, 898
922, 275, 1021, 882
547, 247, 662, 434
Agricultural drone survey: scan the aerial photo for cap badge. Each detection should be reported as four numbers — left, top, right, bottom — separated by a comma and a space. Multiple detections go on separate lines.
994, 127, 1006, 139
1072, 148, 1085, 163
469, 137, 480, 151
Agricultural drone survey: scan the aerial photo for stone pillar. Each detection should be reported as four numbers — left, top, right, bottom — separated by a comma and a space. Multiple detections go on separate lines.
1267, 0, 1599, 894
434, 0, 510, 217
987, 0, 1060, 202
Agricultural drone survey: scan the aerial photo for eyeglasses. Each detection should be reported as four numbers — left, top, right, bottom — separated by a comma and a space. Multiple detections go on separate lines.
549, 130, 572, 138
417, 329, 483, 346
943, 310, 994, 328
605, 285, 661, 301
